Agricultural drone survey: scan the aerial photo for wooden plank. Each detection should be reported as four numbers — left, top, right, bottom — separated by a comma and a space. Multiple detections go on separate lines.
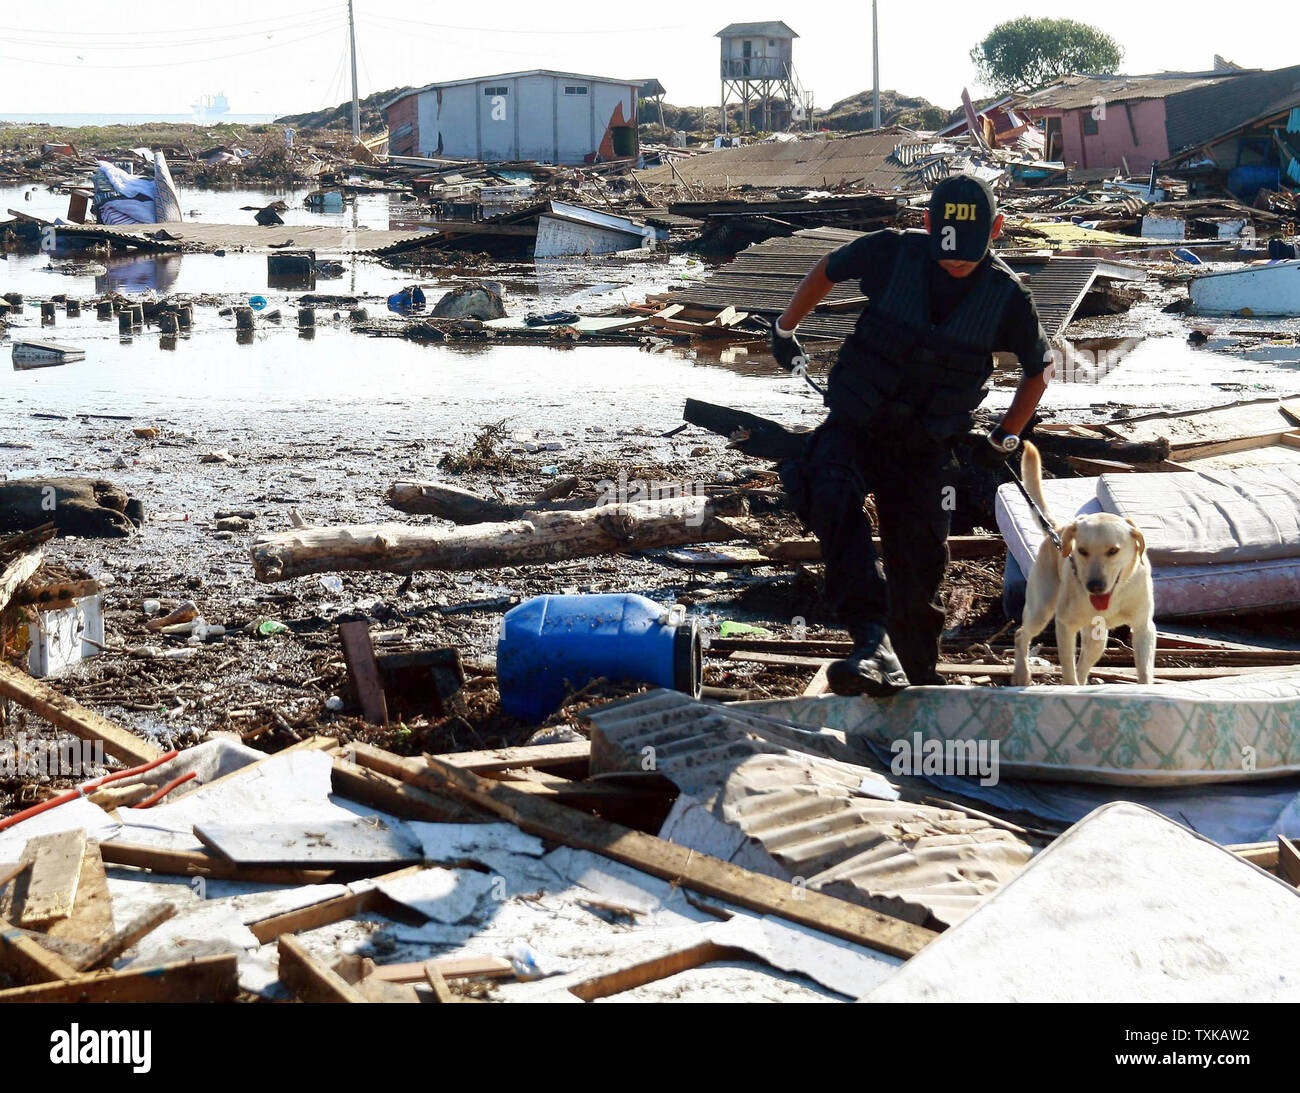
0, 916, 81, 983
246, 864, 424, 944
369, 955, 514, 983
1171, 429, 1290, 463
277, 934, 367, 1003
430, 740, 590, 774
73, 903, 176, 972
0, 662, 162, 766
0, 548, 44, 614
1229, 842, 1278, 869
1278, 835, 1300, 887
340, 620, 390, 726
99, 842, 336, 886
331, 752, 484, 822
0, 953, 239, 1003
568, 941, 747, 1001
0, 862, 27, 890
18, 829, 86, 929
350, 745, 938, 960
44, 839, 113, 946
424, 961, 456, 1002
803, 663, 831, 697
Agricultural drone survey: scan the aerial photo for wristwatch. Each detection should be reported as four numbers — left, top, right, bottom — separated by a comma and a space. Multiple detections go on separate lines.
989, 426, 1020, 453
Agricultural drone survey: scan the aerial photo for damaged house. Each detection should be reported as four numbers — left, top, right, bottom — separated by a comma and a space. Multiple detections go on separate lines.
382, 70, 643, 165
1018, 62, 1300, 175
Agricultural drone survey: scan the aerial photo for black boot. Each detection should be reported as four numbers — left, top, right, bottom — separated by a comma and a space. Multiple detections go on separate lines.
827, 625, 910, 697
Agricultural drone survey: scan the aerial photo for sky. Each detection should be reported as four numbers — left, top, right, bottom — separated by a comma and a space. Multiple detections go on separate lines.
0, 1, 1296, 118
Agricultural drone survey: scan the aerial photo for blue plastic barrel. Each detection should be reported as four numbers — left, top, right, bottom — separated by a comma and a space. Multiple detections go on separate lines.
1226, 165, 1281, 203
497, 594, 701, 723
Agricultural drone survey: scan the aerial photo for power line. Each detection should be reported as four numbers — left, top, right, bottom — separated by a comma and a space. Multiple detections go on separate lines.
3, 6, 341, 40
3, 23, 342, 52
363, 11, 688, 36
0, 24, 346, 70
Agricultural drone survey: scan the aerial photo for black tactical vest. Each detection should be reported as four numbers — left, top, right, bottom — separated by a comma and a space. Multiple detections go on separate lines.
827, 230, 1020, 439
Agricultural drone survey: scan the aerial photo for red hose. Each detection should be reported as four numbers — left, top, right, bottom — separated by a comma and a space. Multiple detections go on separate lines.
132, 771, 196, 809
0, 748, 180, 832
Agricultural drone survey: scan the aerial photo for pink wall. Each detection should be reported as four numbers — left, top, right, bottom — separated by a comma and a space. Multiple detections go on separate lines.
1035, 99, 1170, 171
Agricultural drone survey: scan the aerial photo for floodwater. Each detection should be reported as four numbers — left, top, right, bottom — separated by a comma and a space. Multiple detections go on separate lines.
3, 181, 1299, 443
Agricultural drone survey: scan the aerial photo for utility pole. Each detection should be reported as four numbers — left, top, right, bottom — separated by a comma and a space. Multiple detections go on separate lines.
348, 0, 361, 143
872, 0, 881, 130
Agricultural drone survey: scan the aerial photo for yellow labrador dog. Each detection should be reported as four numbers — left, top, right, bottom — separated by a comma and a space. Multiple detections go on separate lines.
1011, 442, 1156, 687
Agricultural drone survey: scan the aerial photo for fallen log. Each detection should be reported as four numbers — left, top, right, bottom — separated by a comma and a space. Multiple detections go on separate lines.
385, 480, 592, 522
683, 399, 811, 462
1030, 430, 1170, 464
251, 496, 742, 582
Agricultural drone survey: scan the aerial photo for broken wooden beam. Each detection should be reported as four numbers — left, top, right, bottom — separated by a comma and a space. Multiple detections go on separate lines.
74, 904, 176, 972
429, 739, 591, 775
339, 620, 389, 726
0, 953, 239, 1003
569, 940, 748, 1001
0, 547, 44, 615
0, 916, 81, 983
277, 934, 368, 1003
349, 744, 937, 960
0, 661, 163, 766
99, 842, 335, 886
246, 864, 425, 944
1279, 835, 1300, 887
330, 751, 484, 822
683, 399, 811, 461
251, 496, 741, 582
16, 829, 86, 929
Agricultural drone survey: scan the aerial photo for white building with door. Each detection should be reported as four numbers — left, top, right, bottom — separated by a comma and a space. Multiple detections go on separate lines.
383, 70, 642, 164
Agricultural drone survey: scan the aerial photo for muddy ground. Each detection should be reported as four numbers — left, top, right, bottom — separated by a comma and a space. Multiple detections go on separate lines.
4, 184, 1300, 813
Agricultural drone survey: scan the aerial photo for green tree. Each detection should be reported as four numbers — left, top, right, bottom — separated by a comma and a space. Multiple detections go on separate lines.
971, 17, 1123, 93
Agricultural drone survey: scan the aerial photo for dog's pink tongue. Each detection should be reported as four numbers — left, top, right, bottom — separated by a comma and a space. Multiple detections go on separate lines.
1090, 593, 1111, 611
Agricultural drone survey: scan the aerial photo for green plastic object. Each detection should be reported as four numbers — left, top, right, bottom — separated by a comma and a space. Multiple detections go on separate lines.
719, 620, 775, 638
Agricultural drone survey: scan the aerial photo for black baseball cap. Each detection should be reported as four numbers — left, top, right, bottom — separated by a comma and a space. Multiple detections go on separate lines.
929, 175, 998, 261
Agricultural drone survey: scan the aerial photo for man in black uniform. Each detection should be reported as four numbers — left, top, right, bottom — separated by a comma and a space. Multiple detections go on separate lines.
771, 175, 1051, 696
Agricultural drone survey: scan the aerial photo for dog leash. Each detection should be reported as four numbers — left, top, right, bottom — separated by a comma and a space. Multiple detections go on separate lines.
999, 459, 1063, 552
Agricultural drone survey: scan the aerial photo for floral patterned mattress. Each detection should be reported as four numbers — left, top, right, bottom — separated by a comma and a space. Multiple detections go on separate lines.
750, 672, 1300, 785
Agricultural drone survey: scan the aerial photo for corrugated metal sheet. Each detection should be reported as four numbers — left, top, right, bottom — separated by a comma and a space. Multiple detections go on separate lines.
634, 131, 925, 192
584, 690, 1033, 929
1019, 73, 1231, 112
668, 225, 1104, 338
1165, 64, 1300, 155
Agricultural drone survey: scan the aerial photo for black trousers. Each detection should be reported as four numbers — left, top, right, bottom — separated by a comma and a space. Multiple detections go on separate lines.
783, 414, 959, 681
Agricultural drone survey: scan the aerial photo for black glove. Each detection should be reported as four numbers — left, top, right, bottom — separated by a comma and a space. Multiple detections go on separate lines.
967, 426, 1020, 468
770, 320, 806, 373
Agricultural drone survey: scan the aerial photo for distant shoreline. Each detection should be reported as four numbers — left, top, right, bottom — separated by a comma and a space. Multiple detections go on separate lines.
0, 113, 279, 126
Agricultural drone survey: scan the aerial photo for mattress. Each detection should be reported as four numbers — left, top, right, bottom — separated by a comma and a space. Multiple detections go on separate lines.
752, 673, 1300, 786
862, 802, 1300, 1002
995, 475, 1300, 617
1099, 464, 1300, 563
